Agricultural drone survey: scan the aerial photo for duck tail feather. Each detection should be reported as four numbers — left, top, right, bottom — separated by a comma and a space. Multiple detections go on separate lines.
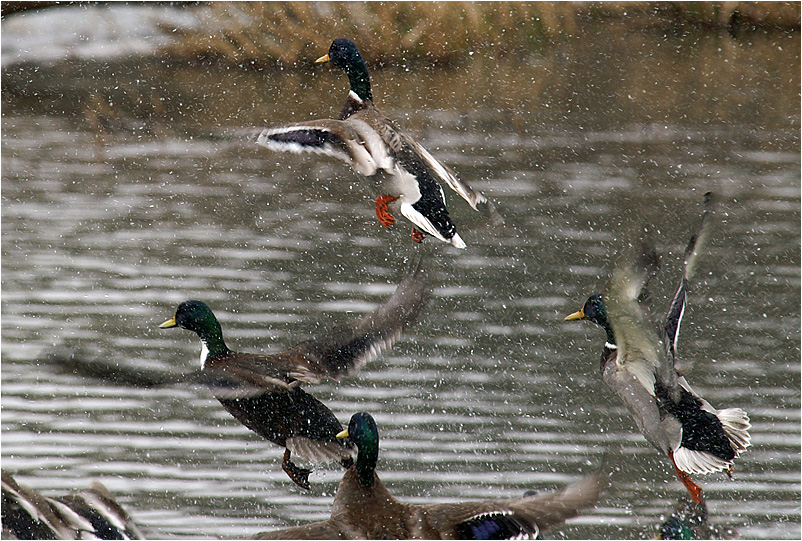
717, 407, 752, 453
672, 447, 732, 475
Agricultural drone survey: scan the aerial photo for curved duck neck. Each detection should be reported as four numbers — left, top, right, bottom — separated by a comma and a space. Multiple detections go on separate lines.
600, 322, 617, 349
356, 445, 378, 488
345, 61, 372, 104
339, 68, 372, 120
195, 320, 230, 366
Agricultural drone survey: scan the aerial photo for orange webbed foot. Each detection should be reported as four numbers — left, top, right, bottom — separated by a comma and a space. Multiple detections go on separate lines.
411, 227, 426, 243
375, 195, 398, 228
670, 450, 704, 504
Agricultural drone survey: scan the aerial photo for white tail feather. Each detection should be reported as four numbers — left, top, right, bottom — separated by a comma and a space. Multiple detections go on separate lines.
718, 407, 752, 453
399, 202, 450, 243
450, 233, 467, 249
673, 446, 732, 474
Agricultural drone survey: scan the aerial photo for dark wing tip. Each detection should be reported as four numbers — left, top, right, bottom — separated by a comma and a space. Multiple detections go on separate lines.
289, 253, 432, 381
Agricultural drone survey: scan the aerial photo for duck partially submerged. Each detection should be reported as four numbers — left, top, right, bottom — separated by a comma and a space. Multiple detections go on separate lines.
255, 412, 603, 540
256, 38, 491, 248
565, 193, 750, 503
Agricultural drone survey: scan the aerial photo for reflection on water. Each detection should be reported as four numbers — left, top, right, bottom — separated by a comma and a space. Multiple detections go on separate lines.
2, 27, 800, 540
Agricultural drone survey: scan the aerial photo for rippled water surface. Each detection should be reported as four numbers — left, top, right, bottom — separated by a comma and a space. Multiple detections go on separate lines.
2, 28, 800, 539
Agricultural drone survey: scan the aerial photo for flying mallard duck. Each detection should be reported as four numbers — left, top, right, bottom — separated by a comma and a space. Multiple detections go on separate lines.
1, 470, 144, 540
255, 412, 603, 540
565, 193, 751, 503
256, 38, 491, 248
55, 257, 430, 490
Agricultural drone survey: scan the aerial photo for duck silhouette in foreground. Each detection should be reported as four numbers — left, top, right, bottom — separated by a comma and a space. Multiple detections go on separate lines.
256, 38, 494, 248
565, 193, 750, 503
255, 412, 603, 540
2, 470, 144, 540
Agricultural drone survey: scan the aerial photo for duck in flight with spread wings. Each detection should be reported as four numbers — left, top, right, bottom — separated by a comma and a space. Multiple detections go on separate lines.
256, 38, 492, 248
565, 193, 750, 503
55, 257, 431, 490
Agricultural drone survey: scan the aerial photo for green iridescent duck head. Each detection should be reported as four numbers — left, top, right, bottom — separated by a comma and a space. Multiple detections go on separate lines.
317, 38, 373, 103
159, 300, 229, 364
337, 411, 380, 487
565, 293, 616, 345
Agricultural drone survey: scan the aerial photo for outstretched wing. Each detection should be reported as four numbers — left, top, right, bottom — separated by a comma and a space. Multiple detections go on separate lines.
49, 257, 428, 396
282, 254, 431, 383
51, 350, 295, 399
414, 472, 604, 539
664, 192, 713, 370
605, 233, 664, 395
1, 470, 144, 540
255, 118, 393, 177
401, 130, 487, 210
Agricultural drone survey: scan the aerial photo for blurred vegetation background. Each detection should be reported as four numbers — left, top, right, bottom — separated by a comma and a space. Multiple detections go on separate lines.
3, 1, 800, 68
2, 1, 798, 133
164, 1, 801, 67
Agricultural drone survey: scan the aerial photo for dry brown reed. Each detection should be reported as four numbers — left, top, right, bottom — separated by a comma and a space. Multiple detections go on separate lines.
162, 2, 800, 68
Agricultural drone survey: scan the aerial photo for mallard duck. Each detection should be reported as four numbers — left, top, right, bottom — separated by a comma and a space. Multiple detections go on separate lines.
256, 38, 491, 248
1, 470, 144, 540
564, 193, 751, 504
56, 257, 430, 490
655, 494, 741, 540
254, 412, 603, 540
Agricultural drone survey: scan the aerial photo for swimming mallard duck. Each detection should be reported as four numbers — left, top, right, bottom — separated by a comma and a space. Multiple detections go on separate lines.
256, 38, 491, 248
1, 470, 144, 540
564, 193, 751, 504
255, 412, 603, 540
55, 257, 430, 490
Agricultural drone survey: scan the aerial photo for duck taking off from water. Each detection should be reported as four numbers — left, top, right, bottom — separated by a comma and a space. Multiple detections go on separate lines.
564, 193, 750, 503
256, 38, 491, 248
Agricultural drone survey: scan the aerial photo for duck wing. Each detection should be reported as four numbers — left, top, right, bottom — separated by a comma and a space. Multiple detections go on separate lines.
50, 256, 428, 395
364, 111, 479, 245
664, 192, 713, 372
51, 350, 296, 399
398, 129, 487, 210
50, 253, 429, 396
408, 472, 603, 539
282, 255, 431, 383
255, 118, 393, 177
253, 518, 359, 540
604, 236, 665, 395
367, 107, 486, 211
